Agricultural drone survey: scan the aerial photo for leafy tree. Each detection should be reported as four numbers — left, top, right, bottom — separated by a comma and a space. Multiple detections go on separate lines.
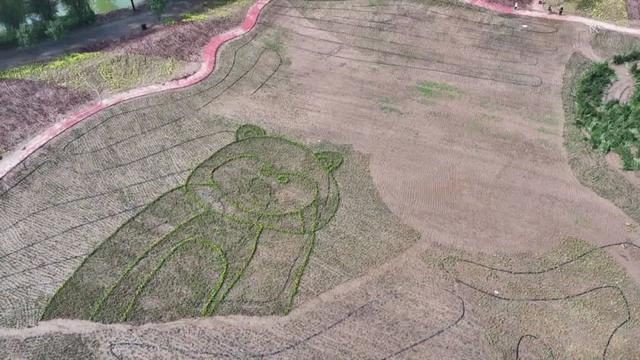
61, 0, 95, 25
45, 18, 65, 40
0, 0, 27, 30
149, 0, 166, 19
29, 0, 58, 21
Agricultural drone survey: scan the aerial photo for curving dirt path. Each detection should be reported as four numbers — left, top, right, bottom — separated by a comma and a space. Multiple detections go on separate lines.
0, 0, 271, 180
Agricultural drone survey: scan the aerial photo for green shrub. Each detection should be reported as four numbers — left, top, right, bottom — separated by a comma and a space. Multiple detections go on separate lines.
0, 0, 26, 30
612, 49, 640, 64
29, 0, 58, 22
44, 18, 65, 40
575, 59, 640, 170
15, 22, 46, 47
0, 29, 17, 48
149, 0, 167, 19
61, 0, 95, 26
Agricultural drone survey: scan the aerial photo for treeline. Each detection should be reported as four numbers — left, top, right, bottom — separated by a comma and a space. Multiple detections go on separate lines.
576, 57, 640, 170
0, 0, 96, 47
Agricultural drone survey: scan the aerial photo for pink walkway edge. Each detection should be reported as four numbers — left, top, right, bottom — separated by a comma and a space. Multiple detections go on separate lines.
467, 0, 640, 36
0, 0, 271, 180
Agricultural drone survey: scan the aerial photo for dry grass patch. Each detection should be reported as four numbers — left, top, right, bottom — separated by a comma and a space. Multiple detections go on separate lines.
0, 51, 190, 94
425, 238, 640, 358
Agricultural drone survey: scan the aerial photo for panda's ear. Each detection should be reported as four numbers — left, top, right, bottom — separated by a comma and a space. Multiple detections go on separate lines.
315, 151, 343, 173
236, 124, 266, 141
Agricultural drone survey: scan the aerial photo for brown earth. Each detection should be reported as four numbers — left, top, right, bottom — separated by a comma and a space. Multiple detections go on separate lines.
114, 12, 245, 61
625, 0, 640, 19
0, 79, 92, 155
1, 0, 640, 358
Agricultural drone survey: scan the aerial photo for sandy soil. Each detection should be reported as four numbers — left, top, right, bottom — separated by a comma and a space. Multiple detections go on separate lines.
1, 0, 640, 358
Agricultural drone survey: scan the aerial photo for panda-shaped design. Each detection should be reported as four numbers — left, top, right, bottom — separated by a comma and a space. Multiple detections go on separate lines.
43, 125, 342, 323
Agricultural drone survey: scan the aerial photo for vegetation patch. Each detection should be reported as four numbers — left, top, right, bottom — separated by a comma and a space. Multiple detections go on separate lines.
546, 0, 627, 24
42, 124, 345, 323
575, 54, 640, 170
0, 51, 188, 93
181, 0, 252, 22
416, 80, 462, 99
563, 52, 640, 224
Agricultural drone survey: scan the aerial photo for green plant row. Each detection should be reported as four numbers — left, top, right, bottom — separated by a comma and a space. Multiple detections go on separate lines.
575, 60, 640, 170
121, 236, 229, 321
0, 52, 100, 79
612, 49, 640, 65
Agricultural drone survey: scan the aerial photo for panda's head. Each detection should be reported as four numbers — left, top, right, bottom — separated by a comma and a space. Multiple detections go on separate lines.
187, 125, 342, 233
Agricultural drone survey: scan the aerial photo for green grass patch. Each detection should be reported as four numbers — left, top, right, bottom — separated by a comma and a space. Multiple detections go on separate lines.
547, 0, 627, 24
181, 0, 251, 22
182, 11, 209, 22
0, 52, 100, 79
161, 17, 178, 25
579, 0, 628, 24
416, 80, 462, 99
536, 127, 555, 135
380, 103, 403, 115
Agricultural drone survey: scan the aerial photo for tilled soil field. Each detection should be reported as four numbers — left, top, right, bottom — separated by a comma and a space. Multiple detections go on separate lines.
1, 0, 640, 358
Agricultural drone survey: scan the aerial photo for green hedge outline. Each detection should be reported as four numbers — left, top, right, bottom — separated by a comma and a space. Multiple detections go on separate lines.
122, 236, 229, 321
42, 126, 343, 321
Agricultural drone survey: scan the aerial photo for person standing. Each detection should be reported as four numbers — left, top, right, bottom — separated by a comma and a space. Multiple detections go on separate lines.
559, 6, 564, 15
514, 1, 518, 10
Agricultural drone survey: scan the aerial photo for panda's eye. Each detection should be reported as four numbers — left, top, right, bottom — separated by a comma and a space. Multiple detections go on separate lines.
276, 174, 290, 184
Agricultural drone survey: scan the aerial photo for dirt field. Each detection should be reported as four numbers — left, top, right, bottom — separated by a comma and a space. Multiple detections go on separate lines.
1, 0, 640, 358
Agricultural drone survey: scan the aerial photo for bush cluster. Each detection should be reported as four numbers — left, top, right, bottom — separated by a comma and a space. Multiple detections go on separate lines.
576, 58, 640, 170
612, 49, 640, 65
